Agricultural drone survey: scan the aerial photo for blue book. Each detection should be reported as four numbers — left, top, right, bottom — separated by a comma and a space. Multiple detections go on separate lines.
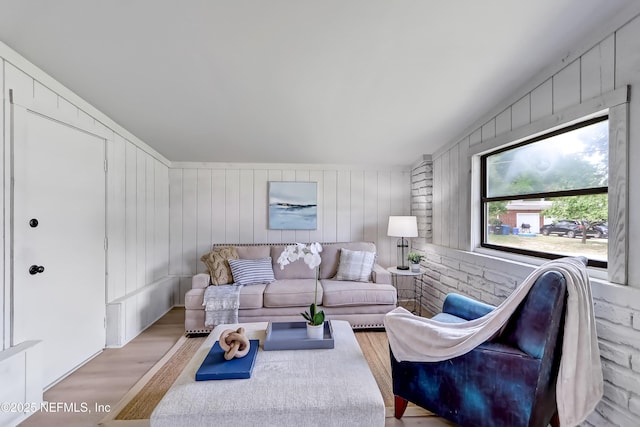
195, 339, 259, 381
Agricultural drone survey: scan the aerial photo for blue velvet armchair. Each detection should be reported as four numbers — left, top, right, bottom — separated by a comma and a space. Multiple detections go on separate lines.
391, 270, 567, 427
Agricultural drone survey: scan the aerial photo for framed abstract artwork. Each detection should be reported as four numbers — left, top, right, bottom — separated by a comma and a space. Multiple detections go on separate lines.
268, 182, 317, 230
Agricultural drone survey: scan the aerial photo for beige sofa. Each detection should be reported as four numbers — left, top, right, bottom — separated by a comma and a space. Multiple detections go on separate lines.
184, 242, 397, 333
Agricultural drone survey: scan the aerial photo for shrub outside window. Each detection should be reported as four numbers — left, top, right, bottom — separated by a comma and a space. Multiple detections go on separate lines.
481, 117, 608, 268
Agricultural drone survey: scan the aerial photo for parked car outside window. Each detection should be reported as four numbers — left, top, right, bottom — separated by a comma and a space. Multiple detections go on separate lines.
540, 220, 606, 238
539, 220, 584, 238
589, 222, 608, 239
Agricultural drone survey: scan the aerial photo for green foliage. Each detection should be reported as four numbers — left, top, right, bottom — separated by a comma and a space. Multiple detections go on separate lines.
301, 303, 325, 326
488, 201, 507, 220
487, 120, 608, 198
407, 252, 424, 263
543, 194, 608, 243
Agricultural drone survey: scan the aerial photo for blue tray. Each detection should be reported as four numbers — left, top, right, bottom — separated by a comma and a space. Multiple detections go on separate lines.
263, 321, 334, 350
195, 339, 259, 380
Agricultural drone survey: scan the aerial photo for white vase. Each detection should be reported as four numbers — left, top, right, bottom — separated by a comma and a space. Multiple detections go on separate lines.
306, 322, 325, 339
410, 263, 421, 273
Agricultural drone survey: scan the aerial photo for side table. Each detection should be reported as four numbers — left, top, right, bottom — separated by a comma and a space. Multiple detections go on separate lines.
387, 266, 426, 316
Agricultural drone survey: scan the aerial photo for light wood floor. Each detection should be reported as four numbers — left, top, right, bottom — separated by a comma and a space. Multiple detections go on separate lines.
19, 308, 186, 427
18, 307, 453, 427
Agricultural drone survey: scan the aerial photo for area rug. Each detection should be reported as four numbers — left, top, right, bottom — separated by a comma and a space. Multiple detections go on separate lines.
100, 330, 437, 426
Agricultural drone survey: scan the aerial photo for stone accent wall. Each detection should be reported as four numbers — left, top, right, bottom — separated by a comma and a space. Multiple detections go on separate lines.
411, 156, 433, 242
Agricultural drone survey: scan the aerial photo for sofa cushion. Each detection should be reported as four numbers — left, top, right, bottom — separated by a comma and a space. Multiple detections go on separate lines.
335, 248, 376, 282
271, 246, 317, 280
320, 242, 377, 279
200, 246, 239, 285
263, 279, 322, 308
228, 258, 275, 286
236, 245, 271, 259
239, 284, 266, 309
321, 280, 397, 307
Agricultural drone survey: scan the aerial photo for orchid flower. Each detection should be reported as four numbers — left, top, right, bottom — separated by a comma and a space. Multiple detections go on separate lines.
277, 242, 325, 325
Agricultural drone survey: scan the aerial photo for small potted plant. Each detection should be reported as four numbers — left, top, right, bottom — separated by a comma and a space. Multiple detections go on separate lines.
277, 242, 325, 339
407, 252, 424, 273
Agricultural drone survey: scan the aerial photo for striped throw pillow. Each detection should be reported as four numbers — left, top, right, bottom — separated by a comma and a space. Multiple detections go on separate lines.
335, 248, 376, 282
228, 257, 276, 286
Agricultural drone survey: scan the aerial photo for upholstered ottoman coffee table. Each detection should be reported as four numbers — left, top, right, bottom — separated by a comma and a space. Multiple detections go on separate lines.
151, 320, 385, 427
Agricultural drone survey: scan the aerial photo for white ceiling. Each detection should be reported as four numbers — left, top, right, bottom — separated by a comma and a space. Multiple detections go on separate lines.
0, 0, 635, 166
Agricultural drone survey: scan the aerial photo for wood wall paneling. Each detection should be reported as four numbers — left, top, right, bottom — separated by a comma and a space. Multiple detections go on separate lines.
449, 146, 460, 250
323, 170, 338, 243
469, 128, 482, 146
458, 139, 471, 250
376, 171, 391, 267
33, 81, 57, 110
211, 169, 226, 244
145, 156, 155, 285
57, 96, 77, 119
267, 170, 283, 243
336, 170, 351, 243
253, 170, 268, 243
616, 15, 640, 89
511, 95, 531, 129
530, 79, 553, 122
481, 119, 496, 142
124, 143, 138, 294
225, 169, 241, 244
581, 35, 615, 101
77, 109, 95, 130
196, 169, 212, 272
181, 169, 198, 275
362, 171, 378, 244
136, 150, 147, 288
608, 103, 628, 285
495, 108, 512, 136
350, 171, 365, 243
5, 63, 33, 106
441, 151, 451, 248
155, 163, 169, 281
239, 170, 255, 244
168, 169, 183, 275
308, 170, 324, 243
107, 135, 127, 301
168, 166, 410, 274
553, 60, 581, 112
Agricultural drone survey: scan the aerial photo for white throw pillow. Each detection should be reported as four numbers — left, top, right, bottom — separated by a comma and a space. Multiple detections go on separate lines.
228, 257, 275, 286
335, 249, 376, 282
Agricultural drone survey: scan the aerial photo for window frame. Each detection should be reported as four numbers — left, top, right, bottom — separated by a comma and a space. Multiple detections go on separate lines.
479, 115, 609, 268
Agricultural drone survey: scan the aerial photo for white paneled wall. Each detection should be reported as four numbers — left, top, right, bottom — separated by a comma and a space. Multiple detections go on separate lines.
0, 45, 174, 354
105, 123, 171, 346
107, 135, 169, 302
169, 164, 411, 302
415, 12, 640, 427
432, 20, 623, 254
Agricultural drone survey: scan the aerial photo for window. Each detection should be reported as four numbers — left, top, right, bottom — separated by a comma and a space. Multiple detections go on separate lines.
481, 116, 608, 268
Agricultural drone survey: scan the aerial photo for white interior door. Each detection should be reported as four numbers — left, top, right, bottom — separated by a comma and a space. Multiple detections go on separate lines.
12, 107, 106, 388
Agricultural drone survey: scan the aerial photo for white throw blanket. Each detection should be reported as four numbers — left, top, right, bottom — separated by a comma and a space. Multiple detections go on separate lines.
384, 257, 603, 427
203, 284, 242, 327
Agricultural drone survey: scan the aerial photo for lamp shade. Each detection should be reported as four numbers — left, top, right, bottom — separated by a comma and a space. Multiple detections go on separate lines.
387, 216, 418, 237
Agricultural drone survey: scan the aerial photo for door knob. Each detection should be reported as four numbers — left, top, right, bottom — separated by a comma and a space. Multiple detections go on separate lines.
29, 265, 45, 275
29, 218, 39, 228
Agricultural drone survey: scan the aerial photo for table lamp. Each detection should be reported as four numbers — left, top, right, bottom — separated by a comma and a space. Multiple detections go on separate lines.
387, 216, 418, 270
